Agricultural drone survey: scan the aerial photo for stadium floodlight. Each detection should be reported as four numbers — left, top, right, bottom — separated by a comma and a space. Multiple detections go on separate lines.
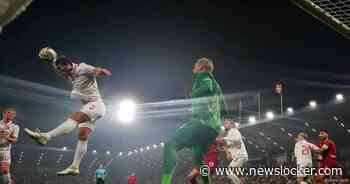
286, 107, 294, 114
248, 116, 256, 124
118, 152, 123, 156
117, 99, 136, 123
106, 150, 110, 155
146, 146, 150, 150
333, 116, 338, 121
153, 144, 158, 149
309, 101, 317, 108
62, 147, 67, 151
92, 150, 97, 154
336, 94, 344, 102
160, 142, 165, 147
266, 111, 274, 120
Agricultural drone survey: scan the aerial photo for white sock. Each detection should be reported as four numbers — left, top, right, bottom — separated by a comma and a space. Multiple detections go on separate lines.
2, 173, 10, 184
44, 118, 77, 140
72, 140, 88, 168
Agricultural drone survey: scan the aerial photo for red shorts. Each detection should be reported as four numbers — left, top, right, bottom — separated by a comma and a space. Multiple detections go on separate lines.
320, 158, 337, 169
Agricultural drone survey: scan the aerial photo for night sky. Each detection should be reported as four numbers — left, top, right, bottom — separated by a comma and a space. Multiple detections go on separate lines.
0, 0, 349, 176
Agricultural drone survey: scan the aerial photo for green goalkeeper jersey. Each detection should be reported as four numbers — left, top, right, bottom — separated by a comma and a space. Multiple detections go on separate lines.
191, 71, 228, 133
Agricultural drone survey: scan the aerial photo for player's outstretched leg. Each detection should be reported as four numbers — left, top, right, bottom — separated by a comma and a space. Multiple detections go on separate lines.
57, 127, 91, 176
24, 118, 78, 145
161, 139, 178, 184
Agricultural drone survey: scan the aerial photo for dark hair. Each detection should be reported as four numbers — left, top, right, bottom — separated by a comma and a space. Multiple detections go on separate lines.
319, 129, 328, 133
56, 56, 72, 66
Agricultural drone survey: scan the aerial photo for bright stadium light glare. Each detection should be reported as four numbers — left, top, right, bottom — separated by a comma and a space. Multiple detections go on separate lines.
160, 142, 165, 147
117, 99, 136, 123
336, 94, 344, 102
118, 152, 123, 156
309, 101, 317, 108
62, 147, 67, 151
266, 111, 274, 120
287, 107, 294, 114
248, 116, 256, 124
92, 150, 97, 154
146, 146, 150, 150
106, 150, 110, 155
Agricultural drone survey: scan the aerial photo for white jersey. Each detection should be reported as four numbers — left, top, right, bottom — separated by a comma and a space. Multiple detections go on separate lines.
54, 61, 102, 102
224, 128, 248, 159
69, 63, 102, 102
294, 139, 319, 167
0, 120, 19, 151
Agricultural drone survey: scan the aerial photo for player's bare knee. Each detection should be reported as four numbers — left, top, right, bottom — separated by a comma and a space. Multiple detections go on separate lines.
1, 167, 9, 175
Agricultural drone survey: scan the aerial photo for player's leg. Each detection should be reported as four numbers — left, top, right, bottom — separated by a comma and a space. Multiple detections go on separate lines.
57, 127, 92, 175
24, 112, 90, 145
227, 157, 247, 184
0, 162, 10, 184
186, 166, 200, 184
192, 126, 218, 184
161, 121, 203, 184
0, 151, 12, 184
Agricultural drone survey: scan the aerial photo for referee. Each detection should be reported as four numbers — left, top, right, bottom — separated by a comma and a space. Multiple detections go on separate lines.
95, 164, 106, 184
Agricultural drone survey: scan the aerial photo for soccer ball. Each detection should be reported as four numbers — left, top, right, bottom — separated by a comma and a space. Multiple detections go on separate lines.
39, 47, 57, 61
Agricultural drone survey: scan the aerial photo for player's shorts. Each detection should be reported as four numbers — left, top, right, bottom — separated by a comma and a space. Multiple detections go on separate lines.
0, 151, 11, 164
319, 158, 337, 169
79, 100, 106, 131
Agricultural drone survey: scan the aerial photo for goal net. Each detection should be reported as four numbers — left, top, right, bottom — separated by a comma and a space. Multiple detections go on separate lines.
291, 0, 350, 39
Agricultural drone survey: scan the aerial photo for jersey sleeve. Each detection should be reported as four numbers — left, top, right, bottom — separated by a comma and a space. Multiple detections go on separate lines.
191, 73, 214, 98
76, 63, 95, 75
12, 125, 19, 138
224, 130, 240, 146
308, 142, 319, 151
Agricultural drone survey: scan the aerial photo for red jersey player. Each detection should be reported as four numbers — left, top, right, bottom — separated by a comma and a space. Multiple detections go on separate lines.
315, 130, 337, 184
128, 173, 137, 184
186, 141, 218, 184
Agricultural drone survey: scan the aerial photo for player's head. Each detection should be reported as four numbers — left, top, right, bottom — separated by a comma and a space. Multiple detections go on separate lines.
319, 129, 329, 140
296, 132, 307, 141
193, 57, 214, 74
56, 57, 73, 74
2, 108, 16, 121
223, 118, 235, 130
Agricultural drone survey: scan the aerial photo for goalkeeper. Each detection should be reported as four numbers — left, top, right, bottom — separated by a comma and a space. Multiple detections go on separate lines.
161, 57, 229, 184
